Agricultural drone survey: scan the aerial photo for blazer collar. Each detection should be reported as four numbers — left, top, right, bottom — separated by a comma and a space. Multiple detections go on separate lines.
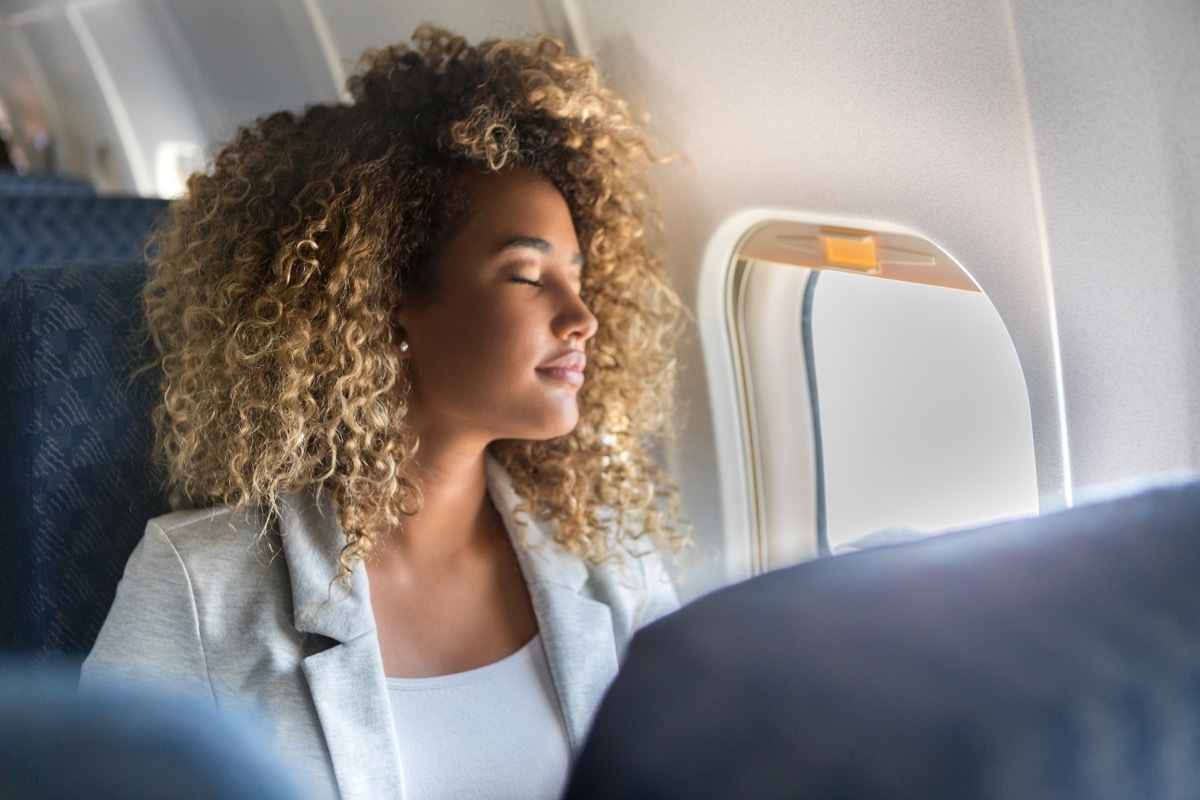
279, 489, 374, 643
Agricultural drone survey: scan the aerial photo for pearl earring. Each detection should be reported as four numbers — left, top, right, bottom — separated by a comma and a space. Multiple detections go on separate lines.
399, 340, 410, 353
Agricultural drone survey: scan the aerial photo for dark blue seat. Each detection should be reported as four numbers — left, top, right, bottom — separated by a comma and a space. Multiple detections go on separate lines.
1, 661, 303, 799
566, 477, 1200, 799
0, 170, 97, 197
0, 195, 167, 280
0, 261, 168, 664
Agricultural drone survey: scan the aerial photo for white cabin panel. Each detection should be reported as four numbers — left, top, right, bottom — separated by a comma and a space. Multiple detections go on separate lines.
74, 0, 206, 195
149, 0, 339, 141
1010, 0, 1200, 487
318, 0, 550, 71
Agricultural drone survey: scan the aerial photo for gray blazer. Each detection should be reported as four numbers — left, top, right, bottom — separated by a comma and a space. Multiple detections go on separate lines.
81, 457, 679, 800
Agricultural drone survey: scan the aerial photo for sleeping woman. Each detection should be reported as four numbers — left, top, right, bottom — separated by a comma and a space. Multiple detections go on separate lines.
81, 25, 686, 800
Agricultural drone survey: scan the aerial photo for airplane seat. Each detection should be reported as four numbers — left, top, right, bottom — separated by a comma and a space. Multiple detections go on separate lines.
0, 195, 168, 282
0, 171, 97, 197
565, 476, 1200, 799
0, 261, 168, 666
0, 660, 303, 799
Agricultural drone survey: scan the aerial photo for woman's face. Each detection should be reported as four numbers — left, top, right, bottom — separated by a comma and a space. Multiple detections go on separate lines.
395, 169, 598, 448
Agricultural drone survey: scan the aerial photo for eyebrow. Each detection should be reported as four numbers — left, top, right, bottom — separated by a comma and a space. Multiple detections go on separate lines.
498, 236, 585, 266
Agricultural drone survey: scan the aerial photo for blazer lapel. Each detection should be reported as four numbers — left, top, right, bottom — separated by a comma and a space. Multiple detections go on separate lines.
529, 582, 620, 753
486, 457, 620, 755
301, 635, 402, 800
281, 491, 405, 800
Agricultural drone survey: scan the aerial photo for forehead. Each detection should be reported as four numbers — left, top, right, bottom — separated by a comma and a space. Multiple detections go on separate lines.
454, 169, 579, 246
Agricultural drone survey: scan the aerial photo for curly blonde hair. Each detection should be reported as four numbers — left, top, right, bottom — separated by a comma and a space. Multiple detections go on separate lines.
145, 25, 685, 575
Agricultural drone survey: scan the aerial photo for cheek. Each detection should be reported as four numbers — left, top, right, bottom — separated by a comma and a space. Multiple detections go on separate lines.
460, 299, 542, 355
413, 307, 537, 393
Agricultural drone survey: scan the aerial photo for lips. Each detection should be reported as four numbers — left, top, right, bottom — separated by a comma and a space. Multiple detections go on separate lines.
536, 351, 586, 387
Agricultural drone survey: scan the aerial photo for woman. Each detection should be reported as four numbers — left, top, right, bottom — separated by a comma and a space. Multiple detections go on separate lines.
81, 26, 685, 800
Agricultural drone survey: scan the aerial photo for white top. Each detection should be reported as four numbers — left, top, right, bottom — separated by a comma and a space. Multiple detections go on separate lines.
385, 635, 571, 800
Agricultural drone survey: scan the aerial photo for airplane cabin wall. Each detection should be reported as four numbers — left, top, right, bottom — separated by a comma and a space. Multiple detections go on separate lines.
567, 0, 1199, 569
1008, 0, 1200, 489
574, 0, 1068, 583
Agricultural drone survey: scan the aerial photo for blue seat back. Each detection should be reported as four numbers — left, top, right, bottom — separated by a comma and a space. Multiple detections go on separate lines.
0, 171, 97, 197
567, 477, 1200, 799
1, 661, 304, 799
0, 261, 168, 661
0, 195, 168, 280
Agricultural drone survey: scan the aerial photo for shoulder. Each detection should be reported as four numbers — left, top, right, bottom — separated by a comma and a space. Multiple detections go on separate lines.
144, 504, 282, 578
81, 502, 292, 692
148, 503, 260, 554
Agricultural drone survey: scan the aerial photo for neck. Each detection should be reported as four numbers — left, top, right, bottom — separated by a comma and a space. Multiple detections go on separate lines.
377, 422, 497, 562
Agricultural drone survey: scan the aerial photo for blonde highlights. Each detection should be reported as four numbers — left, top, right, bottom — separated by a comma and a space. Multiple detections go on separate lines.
146, 26, 685, 575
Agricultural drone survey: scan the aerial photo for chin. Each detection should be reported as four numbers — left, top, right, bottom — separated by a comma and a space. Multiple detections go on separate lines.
539, 419, 580, 441
517, 409, 580, 442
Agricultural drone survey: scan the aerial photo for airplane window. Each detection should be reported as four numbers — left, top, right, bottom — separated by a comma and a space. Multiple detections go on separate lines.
810, 269, 1038, 553
727, 219, 1038, 571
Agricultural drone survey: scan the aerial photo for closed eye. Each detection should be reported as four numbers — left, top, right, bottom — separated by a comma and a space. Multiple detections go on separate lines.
509, 275, 543, 288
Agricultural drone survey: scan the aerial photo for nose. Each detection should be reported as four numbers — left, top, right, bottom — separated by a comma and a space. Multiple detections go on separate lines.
555, 288, 599, 343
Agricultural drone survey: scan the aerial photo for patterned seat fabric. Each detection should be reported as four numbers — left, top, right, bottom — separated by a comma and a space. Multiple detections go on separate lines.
0, 261, 169, 663
0, 195, 168, 280
0, 171, 97, 197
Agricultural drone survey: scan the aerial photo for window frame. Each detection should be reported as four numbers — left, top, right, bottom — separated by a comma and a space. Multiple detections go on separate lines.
698, 210, 1036, 580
